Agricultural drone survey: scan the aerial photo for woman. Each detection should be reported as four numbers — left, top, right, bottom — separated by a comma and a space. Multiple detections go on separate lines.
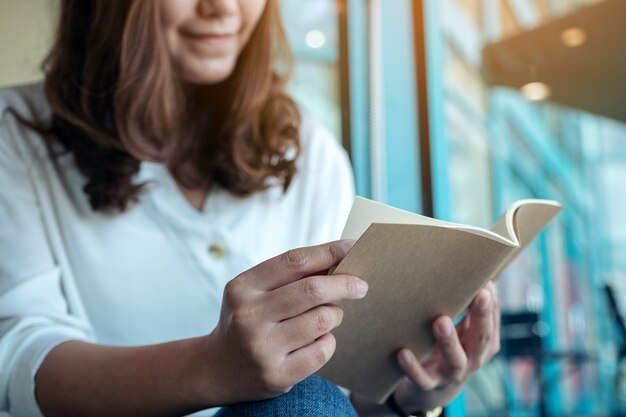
0, 1, 500, 416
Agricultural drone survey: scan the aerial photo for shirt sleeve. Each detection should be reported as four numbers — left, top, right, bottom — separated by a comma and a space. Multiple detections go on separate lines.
302, 120, 356, 245
0, 117, 92, 417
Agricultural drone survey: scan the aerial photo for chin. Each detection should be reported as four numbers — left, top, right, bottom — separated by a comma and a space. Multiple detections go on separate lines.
181, 59, 238, 85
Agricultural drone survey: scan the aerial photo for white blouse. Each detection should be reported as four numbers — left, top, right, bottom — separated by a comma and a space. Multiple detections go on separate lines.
0, 84, 355, 417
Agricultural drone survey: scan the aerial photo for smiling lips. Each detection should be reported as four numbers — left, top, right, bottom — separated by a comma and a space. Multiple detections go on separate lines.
182, 30, 237, 49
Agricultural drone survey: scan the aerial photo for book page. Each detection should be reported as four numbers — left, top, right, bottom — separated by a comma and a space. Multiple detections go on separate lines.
490, 199, 561, 245
342, 197, 515, 245
490, 200, 562, 276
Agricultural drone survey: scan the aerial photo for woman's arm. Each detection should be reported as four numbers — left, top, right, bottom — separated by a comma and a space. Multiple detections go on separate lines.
35, 240, 368, 417
36, 337, 218, 417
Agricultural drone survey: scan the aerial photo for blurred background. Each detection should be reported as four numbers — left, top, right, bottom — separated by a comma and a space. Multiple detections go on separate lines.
1, 0, 625, 416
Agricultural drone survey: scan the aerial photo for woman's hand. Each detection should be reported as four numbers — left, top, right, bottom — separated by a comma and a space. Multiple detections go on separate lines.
393, 281, 500, 413
203, 240, 368, 405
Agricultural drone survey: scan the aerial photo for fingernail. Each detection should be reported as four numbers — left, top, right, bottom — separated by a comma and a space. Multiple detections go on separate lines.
478, 292, 491, 310
399, 350, 412, 367
342, 239, 356, 253
438, 319, 452, 337
356, 279, 368, 297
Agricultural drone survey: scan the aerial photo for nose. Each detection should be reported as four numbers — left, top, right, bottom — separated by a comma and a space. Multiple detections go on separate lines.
197, 0, 238, 17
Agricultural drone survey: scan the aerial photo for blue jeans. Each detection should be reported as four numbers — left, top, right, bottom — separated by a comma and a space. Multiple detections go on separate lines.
215, 376, 358, 417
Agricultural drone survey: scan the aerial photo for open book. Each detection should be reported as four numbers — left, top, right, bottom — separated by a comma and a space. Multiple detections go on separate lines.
316, 197, 562, 403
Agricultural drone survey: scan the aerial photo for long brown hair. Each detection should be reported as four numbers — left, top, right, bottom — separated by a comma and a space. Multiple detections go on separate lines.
43, 0, 301, 212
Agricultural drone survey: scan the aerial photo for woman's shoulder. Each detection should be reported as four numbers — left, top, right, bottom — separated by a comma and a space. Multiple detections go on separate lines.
0, 82, 49, 122
294, 115, 354, 200
0, 82, 51, 164
298, 116, 350, 169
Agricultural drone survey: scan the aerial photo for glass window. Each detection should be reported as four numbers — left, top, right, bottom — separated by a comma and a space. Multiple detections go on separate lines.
280, 0, 343, 143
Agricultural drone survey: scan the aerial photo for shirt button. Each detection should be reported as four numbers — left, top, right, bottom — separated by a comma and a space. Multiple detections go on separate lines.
208, 243, 227, 259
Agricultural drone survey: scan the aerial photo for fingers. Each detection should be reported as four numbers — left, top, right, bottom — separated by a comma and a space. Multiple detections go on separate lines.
397, 348, 438, 391
398, 317, 468, 390
486, 282, 501, 355
462, 288, 495, 370
398, 284, 501, 398
241, 240, 356, 291
431, 316, 468, 381
457, 283, 500, 357
262, 274, 368, 320
283, 332, 337, 382
272, 305, 344, 352
214, 241, 361, 400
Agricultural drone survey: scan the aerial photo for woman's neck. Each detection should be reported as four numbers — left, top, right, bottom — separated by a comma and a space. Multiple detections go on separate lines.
177, 183, 209, 211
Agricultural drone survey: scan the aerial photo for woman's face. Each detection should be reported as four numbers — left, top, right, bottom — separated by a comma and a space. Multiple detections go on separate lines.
159, 0, 267, 84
